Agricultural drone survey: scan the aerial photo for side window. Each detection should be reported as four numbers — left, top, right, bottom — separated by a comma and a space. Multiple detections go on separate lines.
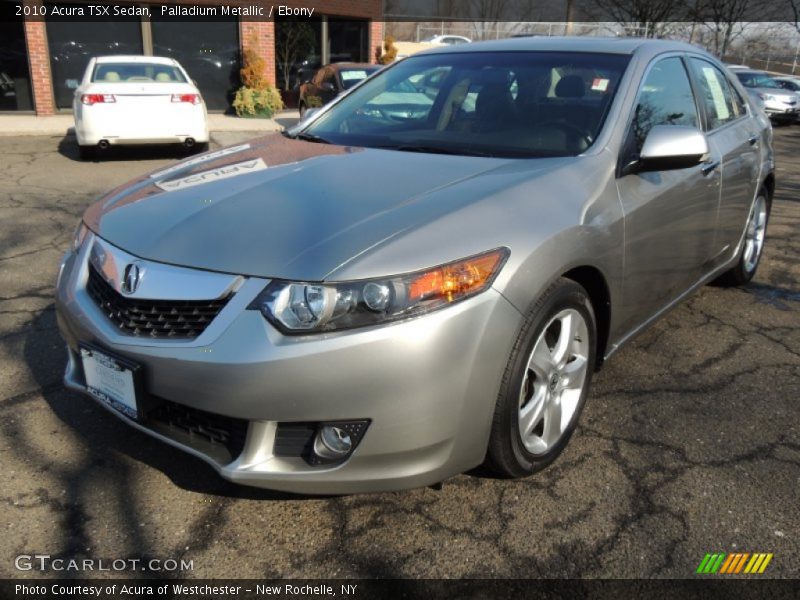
689, 58, 738, 129
631, 57, 699, 153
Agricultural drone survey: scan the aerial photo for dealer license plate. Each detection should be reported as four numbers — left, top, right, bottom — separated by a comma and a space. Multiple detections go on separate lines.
79, 345, 139, 419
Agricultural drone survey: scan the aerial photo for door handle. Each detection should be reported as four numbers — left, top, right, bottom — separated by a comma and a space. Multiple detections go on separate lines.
701, 160, 720, 175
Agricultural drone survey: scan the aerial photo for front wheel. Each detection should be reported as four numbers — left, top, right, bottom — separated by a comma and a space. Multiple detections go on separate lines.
485, 278, 597, 478
714, 188, 770, 287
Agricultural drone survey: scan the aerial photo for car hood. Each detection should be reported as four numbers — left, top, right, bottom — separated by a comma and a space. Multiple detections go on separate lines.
85, 135, 565, 280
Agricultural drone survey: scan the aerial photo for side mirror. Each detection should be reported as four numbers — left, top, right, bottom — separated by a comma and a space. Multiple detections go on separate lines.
626, 125, 709, 174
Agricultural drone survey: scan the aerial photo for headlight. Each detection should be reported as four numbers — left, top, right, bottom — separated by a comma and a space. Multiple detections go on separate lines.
72, 222, 89, 252
249, 248, 509, 334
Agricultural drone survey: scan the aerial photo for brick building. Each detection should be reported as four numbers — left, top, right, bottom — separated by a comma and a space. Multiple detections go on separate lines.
1, 0, 384, 115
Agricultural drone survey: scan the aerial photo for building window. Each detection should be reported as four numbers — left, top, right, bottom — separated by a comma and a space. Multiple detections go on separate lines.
45, 6, 143, 109
275, 18, 322, 92
151, 17, 240, 111
0, 5, 34, 111
328, 18, 369, 65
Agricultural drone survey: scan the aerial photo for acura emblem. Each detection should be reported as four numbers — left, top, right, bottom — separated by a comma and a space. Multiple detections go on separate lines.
121, 261, 143, 294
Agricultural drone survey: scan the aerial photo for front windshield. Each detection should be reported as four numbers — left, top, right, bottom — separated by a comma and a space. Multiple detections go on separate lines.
736, 72, 780, 89
302, 51, 630, 158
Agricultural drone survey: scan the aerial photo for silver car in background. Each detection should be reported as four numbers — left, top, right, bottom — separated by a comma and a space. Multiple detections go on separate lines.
56, 38, 773, 494
734, 69, 799, 123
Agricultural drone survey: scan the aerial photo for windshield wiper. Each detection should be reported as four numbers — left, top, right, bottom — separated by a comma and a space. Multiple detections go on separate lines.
388, 144, 493, 157
282, 130, 331, 144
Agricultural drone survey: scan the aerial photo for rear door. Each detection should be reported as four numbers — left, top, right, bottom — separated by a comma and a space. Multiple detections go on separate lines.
616, 55, 720, 333
687, 56, 760, 258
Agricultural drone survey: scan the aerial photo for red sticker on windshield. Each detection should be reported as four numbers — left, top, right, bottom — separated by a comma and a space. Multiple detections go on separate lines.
592, 78, 609, 92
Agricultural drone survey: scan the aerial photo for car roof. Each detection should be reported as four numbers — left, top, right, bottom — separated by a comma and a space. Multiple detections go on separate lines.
94, 55, 179, 66
414, 36, 710, 58
329, 63, 379, 70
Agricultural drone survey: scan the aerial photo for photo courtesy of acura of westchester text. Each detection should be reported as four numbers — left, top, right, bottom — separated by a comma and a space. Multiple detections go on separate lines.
0, 0, 798, 590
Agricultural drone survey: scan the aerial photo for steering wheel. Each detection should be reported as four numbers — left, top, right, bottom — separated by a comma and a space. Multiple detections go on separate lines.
537, 120, 593, 152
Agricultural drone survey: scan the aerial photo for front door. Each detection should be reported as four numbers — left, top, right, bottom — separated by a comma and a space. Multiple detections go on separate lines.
616, 55, 720, 333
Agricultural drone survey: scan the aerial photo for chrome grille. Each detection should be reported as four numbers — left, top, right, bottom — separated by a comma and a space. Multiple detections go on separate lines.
86, 265, 229, 339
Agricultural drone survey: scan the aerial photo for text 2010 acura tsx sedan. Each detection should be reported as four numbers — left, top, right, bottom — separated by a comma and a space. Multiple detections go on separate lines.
56, 38, 773, 494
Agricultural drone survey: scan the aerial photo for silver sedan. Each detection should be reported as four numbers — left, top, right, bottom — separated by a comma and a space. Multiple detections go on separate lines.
56, 38, 774, 494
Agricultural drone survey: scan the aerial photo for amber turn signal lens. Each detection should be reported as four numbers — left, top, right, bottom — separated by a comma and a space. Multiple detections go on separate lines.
408, 249, 507, 303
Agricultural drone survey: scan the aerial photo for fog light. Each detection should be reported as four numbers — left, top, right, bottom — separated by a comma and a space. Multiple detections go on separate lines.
314, 425, 353, 459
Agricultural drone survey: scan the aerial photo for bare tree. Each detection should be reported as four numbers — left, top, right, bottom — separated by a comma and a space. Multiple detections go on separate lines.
786, 0, 800, 33
686, 0, 752, 56
465, 0, 543, 40
586, 0, 688, 37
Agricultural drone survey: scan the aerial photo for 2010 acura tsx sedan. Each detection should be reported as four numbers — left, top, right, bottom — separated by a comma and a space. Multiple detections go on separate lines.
56, 38, 774, 494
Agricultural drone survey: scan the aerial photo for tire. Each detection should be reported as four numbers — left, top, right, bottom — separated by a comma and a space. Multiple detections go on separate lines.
485, 278, 597, 478
78, 145, 95, 161
713, 187, 770, 287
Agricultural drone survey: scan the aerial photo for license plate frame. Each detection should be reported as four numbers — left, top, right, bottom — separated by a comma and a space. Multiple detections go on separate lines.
79, 343, 144, 421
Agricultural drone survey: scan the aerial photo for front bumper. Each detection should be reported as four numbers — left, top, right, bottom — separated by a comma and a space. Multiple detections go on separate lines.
762, 101, 798, 119
55, 234, 522, 494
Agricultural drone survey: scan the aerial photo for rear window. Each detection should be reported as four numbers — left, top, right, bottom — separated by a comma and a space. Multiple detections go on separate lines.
339, 68, 378, 90
92, 63, 187, 83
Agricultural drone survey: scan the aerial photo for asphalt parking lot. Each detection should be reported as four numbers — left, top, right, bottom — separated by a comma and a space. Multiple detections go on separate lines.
1, 128, 798, 580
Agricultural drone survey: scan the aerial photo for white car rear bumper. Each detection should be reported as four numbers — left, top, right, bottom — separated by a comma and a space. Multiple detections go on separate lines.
75, 103, 209, 146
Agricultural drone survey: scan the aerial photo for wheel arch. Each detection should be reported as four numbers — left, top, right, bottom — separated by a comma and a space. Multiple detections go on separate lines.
562, 265, 611, 370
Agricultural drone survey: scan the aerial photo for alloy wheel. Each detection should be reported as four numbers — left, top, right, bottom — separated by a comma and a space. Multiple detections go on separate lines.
517, 308, 590, 455
743, 194, 768, 274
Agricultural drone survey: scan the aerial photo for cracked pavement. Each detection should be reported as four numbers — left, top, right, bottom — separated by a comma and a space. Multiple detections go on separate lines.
0, 130, 797, 579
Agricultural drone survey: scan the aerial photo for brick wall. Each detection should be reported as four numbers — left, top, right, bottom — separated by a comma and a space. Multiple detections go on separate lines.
23, 1, 55, 115
370, 20, 385, 64
240, 21, 276, 87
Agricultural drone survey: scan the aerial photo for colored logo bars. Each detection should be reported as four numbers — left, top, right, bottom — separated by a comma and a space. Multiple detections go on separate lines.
696, 553, 773, 574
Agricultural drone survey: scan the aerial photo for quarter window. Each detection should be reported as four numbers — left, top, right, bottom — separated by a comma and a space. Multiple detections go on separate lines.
631, 57, 699, 153
689, 58, 738, 129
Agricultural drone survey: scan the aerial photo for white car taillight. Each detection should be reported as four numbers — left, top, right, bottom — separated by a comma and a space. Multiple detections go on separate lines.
81, 94, 116, 105
171, 94, 201, 105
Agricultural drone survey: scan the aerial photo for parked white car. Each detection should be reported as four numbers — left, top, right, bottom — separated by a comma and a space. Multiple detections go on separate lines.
73, 56, 209, 159
423, 35, 472, 45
